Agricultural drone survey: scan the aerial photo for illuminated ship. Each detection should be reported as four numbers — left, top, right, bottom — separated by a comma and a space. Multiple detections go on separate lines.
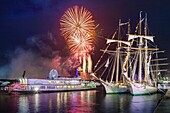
122, 12, 168, 95
92, 12, 168, 95
91, 19, 130, 94
8, 69, 97, 93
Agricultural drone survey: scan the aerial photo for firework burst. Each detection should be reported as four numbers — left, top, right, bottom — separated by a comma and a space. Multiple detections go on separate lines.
60, 6, 96, 54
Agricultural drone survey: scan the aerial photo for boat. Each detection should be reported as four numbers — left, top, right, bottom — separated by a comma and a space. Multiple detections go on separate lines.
8, 69, 97, 93
157, 76, 170, 93
91, 20, 130, 94
122, 12, 167, 95
155, 52, 169, 92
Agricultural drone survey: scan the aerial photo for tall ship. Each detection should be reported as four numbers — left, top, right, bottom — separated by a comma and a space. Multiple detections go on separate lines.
7, 69, 97, 93
122, 12, 168, 95
91, 20, 130, 94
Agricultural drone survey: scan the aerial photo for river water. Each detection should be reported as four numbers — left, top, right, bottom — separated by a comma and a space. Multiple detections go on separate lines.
0, 87, 163, 113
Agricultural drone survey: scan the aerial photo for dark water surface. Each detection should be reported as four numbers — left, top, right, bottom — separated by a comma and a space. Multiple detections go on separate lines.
0, 87, 163, 113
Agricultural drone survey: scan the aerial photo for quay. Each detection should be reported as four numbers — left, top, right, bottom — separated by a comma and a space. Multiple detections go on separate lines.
155, 89, 170, 113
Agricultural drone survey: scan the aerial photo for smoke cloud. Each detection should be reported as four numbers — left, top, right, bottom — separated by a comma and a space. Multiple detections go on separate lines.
0, 32, 80, 79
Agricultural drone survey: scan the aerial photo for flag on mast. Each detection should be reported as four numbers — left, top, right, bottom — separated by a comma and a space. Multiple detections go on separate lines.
105, 58, 110, 67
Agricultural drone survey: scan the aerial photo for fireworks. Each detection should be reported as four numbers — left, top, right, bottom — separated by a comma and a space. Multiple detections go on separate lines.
60, 6, 96, 54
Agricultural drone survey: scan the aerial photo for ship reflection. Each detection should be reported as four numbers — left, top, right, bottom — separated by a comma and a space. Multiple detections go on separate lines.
68, 91, 97, 113
18, 95, 30, 113
130, 94, 162, 113
14, 91, 163, 113
103, 94, 131, 113
18, 94, 40, 113
102, 93, 163, 113
17, 90, 97, 113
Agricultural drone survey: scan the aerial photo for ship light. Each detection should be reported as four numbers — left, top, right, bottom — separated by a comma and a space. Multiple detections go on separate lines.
48, 81, 51, 84
34, 87, 39, 92
19, 79, 22, 84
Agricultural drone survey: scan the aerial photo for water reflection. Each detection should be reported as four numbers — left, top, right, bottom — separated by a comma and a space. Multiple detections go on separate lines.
18, 90, 97, 113
102, 94, 132, 113
18, 95, 29, 113
130, 94, 162, 113
56, 92, 68, 112
0, 89, 164, 113
68, 90, 97, 113
101, 93, 162, 113
34, 94, 39, 113
0, 94, 18, 113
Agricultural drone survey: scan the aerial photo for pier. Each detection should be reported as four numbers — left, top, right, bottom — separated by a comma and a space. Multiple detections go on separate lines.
155, 89, 170, 113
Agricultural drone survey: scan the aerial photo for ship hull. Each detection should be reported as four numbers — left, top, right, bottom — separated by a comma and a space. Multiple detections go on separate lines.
8, 78, 97, 94
102, 82, 129, 94
128, 82, 157, 95
9, 85, 96, 93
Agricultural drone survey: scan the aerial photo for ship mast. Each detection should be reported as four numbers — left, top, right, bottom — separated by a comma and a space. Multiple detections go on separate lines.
144, 13, 148, 81
115, 19, 121, 83
138, 11, 143, 83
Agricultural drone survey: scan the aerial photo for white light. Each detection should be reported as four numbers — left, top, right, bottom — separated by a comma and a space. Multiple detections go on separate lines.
34, 87, 39, 92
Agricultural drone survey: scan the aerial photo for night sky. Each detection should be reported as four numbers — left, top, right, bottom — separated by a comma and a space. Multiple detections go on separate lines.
0, 0, 170, 78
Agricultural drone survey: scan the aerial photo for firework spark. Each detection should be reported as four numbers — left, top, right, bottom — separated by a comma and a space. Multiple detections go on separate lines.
60, 6, 96, 54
